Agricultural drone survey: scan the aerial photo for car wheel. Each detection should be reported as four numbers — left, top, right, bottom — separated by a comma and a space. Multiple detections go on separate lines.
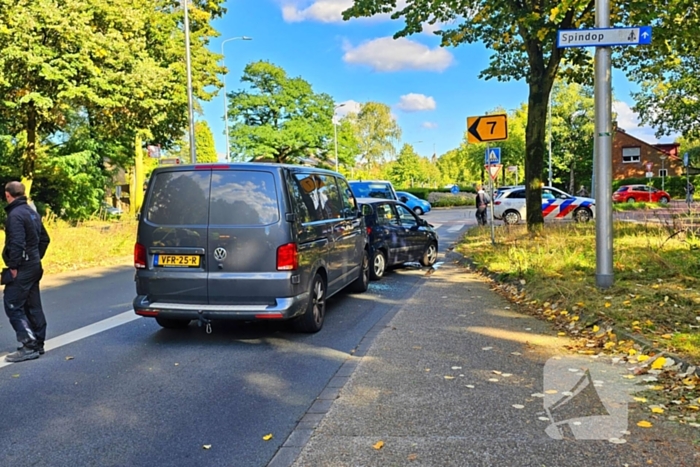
659, 196, 669, 204
293, 273, 326, 333
503, 210, 521, 225
370, 249, 386, 280
420, 242, 438, 267
574, 207, 593, 223
349, 249, 370, 293
626, 197, 636, 204
413, 207, 424, 216
155, 317, 191, 329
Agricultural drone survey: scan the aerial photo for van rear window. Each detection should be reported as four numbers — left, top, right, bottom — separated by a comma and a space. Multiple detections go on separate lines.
147, 171, 210, 225
209, 170, 279, 225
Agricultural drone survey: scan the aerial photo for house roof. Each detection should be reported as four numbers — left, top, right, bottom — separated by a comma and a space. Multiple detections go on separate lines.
615, 127, 680, 160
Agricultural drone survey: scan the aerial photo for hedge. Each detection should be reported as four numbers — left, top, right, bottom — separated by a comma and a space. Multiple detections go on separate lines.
397, 186, 476, 200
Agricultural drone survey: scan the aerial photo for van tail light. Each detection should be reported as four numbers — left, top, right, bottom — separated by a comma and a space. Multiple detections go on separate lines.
366, 227, 372, 235
134, 243, 147, 269
277, 243, 298, 271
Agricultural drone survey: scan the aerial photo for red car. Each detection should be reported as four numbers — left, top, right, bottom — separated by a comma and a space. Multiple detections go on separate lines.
612, 185, 671, 204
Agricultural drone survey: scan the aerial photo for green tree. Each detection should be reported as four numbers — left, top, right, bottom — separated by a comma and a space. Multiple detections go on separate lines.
390, 144, 422, 187
195, 121, 218, 163
0, 0, 225, 211
550, 82, 595, 193
349, 102, 402, 170
227, 61, 335, 164
343, 0, 598, 229
621, 3, 700, 141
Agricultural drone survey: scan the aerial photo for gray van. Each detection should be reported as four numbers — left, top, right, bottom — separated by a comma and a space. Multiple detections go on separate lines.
133, 163, 370, 333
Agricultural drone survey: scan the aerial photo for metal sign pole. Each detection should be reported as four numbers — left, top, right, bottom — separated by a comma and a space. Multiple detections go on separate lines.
488, 145, 496, 245
594, 0, 614, 288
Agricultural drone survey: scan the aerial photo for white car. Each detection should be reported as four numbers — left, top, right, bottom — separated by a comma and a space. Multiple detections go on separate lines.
492, 186, 595, 225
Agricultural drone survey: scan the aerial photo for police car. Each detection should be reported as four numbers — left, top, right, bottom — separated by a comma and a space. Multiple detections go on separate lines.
492, 186, 595, 225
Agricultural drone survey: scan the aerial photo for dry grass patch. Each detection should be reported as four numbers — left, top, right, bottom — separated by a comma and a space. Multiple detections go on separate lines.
457, 222, 700, 361
0, 218, 136, 275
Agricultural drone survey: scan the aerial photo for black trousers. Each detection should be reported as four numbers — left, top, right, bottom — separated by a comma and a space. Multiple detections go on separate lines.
476, 206, 488, 225
3, 262, 46, 347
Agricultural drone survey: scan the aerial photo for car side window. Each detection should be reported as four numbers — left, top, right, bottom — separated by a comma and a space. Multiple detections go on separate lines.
291, 174, 325, 223
317, 175, 342, 219
396, 205, 418, 227
336, 178, 357, 217
542, 190, 556, 200
376, 203, 400, 226
508, 189, 526, 199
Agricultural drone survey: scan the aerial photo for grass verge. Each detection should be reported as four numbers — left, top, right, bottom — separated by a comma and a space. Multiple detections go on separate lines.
0, 219, 136, 275
457, 222, 700, 362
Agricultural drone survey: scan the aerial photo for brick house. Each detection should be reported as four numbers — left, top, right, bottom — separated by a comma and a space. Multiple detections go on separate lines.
612, 126, 681, 180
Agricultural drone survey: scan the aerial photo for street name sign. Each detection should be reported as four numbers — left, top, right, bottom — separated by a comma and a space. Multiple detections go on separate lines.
484, 147, 501, 165
467, 114, 508, 144
557, 26, 652, 48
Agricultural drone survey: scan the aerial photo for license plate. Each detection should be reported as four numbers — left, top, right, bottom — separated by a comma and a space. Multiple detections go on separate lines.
154, 254, 200, 267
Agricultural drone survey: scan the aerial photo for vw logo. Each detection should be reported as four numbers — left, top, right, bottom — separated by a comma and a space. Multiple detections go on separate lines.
213, 247, 227, 261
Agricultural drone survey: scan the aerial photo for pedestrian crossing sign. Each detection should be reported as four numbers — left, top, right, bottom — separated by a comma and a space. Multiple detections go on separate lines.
484, 148, 501, 164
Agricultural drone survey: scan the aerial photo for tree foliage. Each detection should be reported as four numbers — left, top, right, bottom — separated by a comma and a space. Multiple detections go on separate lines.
550, 82, 595, 193
195, 121, 218, 163
227, 61, 336, 165
0, 0, 224, 217
348, 102, 401, 170
619, 1, 700, 140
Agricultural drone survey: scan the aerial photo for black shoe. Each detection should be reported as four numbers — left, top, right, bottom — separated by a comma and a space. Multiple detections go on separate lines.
38, 345, 45, 355
6, 345, 40, 362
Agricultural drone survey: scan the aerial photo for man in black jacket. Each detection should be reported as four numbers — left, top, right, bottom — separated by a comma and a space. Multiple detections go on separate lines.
3, 181, 50, 362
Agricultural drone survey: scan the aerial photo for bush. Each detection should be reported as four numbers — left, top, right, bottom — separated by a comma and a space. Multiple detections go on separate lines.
429, 193, 475, 207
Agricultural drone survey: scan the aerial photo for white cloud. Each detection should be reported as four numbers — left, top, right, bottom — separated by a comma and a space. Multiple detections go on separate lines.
612, 101, 678, 143
281, 0, 353, 23
280, 0, 407, 23
334, 100, 362, 117
396, 93, 436, 112
422, 121, 438, 129
343, 37, 454, 72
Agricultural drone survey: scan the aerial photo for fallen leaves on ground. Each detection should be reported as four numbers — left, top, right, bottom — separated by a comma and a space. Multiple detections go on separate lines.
372, 441, 384, 450
262, 434, 273, 441
637, 420, 653, 428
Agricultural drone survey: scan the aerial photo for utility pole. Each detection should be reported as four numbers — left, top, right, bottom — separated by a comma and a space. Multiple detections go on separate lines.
183, 0, 197, 164
594, 0, 614, 289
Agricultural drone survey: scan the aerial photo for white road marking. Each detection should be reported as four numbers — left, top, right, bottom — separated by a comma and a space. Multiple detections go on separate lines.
429, 223, 443, 230
0, 310, 140, 369
447, 225, 463, 233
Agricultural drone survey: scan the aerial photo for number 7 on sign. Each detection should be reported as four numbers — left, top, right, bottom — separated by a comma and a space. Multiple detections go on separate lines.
467, 114, 508, 144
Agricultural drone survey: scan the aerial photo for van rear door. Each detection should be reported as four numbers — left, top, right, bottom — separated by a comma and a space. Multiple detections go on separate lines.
206, 168, 288, 306
140, 169, 211, 304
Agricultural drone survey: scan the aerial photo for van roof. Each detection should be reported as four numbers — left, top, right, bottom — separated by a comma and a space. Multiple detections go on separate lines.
150, 162, 345, 176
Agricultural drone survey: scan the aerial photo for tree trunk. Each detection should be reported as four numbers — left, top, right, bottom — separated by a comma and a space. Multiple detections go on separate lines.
22, 103, 38, 197
569, 160, 576, 194
524, 81, 549, 229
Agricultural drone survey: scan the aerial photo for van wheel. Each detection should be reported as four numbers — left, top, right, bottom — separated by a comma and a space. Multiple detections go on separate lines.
293, 273, 326, 333
349, 249, 370, 293
155, 317, 191, 329
420, 242, 438, 267
370, 249, 386, 280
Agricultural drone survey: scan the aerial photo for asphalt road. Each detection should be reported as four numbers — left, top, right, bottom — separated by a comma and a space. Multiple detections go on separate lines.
0, 207, 475, 467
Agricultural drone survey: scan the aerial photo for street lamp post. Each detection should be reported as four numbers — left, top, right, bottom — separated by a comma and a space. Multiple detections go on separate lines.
660, 154, 667, 192
221, 36, 252, 161
333, 103, 345, 172
182, 0, 196, 164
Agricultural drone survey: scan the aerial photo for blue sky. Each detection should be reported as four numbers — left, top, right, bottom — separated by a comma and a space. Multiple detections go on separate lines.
200, 0, 673, 161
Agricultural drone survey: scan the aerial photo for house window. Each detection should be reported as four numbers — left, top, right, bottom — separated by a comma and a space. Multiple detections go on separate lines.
622, 147, 641, 163
659, 169, 668, 177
